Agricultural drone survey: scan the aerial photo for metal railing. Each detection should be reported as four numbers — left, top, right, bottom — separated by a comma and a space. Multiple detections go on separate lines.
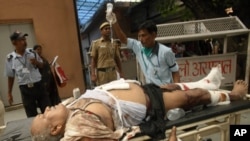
156, 16, 249, 43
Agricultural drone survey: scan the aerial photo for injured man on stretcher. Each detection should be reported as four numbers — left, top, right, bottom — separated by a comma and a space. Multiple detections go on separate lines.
31, 65, 248, 141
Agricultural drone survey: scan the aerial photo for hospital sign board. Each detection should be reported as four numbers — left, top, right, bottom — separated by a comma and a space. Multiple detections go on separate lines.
176, 53, 236, 87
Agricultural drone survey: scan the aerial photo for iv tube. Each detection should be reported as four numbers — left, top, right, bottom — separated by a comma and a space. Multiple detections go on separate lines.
106, 3, 113, 44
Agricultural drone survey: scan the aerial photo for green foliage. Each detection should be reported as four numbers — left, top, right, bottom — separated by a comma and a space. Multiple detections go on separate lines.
179, 8, 194, 21
156, 0, 193, 20
156, 0, 241, 13
209, 0, 241, 10
156, 0, 177, 16
153, 0, 249, 27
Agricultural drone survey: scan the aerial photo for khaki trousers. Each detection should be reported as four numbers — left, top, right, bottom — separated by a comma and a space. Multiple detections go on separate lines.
96, 70, 117, 86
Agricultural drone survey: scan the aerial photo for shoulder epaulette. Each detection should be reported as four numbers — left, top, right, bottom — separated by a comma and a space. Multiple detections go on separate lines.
7, 53, 13, 61
27, 48, 34, 53
92, 40, 99, 43
27, 48, 37, 59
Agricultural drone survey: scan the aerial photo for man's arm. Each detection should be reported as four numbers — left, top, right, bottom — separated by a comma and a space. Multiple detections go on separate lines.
114, 43, 123, 78
30, 51, 44, 68
34, 57, 44, 68
89, 41, 98, 83
172, 71, 180, 83
164, 49, 180, 83
90, 56, 97, 83
115, 54, 123, 78
30, 58, 44, 68
7, 77, 14, 105
112, 18, 127, 44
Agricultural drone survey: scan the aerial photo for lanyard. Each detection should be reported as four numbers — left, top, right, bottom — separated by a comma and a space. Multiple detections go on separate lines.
141, 51, 163, 84
16, 53, 27, 67
141, 50, 160, 70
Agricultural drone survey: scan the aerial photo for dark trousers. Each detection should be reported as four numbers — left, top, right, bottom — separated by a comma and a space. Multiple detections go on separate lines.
19, 81, 51, 117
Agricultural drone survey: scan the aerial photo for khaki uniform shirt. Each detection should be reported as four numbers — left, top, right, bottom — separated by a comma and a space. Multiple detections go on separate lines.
90, 37, 120, 68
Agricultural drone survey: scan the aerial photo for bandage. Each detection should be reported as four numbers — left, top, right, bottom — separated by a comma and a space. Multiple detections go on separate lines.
176, 83, 190, 90
98, 83, 130, 91
95, 79, 141, 91
124, 79, 141, 85
121, 126, 141, 141
208, 90, 230, 106
176, 64, 224, 90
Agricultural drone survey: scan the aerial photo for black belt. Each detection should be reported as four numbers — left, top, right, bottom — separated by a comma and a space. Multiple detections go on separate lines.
97, 67, 115, 72
19, 81, 41, 88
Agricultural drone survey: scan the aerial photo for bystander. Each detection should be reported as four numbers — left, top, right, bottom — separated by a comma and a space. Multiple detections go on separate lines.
90, 22, 123, 86
33, 45, 61, 106
5, 31, 51, 117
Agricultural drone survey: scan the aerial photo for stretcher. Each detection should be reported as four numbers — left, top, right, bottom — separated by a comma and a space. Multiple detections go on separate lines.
1, 97, 250, 141
131, 96, 250, 141
164, 99, 250, 141
0, 117, 33, 141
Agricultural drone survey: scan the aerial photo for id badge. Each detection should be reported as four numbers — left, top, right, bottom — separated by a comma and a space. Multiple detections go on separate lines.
22, 68, 30, 74
27, 83, 34, 88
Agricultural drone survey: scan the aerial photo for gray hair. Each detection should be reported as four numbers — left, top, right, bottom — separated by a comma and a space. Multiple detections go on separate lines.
31, 128, 63, 141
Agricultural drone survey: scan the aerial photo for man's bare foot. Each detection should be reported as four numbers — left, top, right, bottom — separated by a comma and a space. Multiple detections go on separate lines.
160, 84, 181, 91
229, 80, 248, 101
168, 126, 178, 141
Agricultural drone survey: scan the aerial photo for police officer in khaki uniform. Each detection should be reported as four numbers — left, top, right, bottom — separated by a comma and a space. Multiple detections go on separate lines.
90, 22, 123, 86
5, 31, 51, 117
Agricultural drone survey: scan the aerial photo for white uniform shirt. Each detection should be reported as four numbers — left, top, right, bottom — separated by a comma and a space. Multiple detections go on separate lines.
5, 48, 43, 85
127, 38, 179, 85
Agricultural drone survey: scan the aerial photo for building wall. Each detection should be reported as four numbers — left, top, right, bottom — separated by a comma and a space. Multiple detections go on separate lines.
0, 0, 85, 98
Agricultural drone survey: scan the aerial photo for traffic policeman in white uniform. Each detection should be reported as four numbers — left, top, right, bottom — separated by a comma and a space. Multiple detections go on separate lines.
5, 31, 51, 117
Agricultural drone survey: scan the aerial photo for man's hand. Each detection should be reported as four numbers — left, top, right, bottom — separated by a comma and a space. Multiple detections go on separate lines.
168, 126, 178, 141
106, 13, 117, 24
30, 58, 43, 68
91, 74, 97, 83
8, 93, 13, 105
30, 58, 37, 65
119, 72, 124, 78
160, 84, 182, 91
120, 126, 141, 141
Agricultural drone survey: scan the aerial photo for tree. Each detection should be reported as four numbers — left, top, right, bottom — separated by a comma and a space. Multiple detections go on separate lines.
157, 0, 250, 27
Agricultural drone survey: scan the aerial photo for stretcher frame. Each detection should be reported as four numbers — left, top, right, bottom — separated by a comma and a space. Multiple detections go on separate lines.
151, 17, 250, 141
165, 108, 250, 141
163, 95, 250, 141
130, 97, 250, 141
1, 97, 250, 141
